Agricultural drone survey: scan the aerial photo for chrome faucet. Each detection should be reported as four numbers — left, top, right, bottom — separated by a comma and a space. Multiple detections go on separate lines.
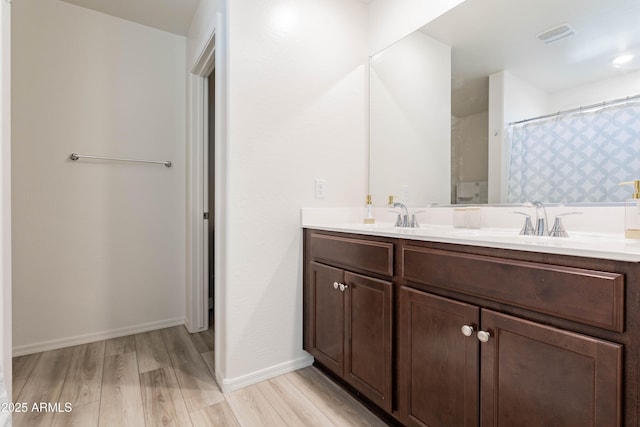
391, 202, 410, 227
387, 196, 423, 228
532, 201, 548, 236
517, 202, 582, 237
388, 195, 416, 227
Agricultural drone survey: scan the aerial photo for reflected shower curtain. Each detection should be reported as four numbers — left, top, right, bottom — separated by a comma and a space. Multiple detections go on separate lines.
507, 103, 640, 203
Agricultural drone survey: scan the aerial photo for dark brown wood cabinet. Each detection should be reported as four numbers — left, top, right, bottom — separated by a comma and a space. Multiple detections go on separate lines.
398, 286, 622, 427
303, 229, 633, 426
480, 309, 622, 427
307, 262, 345, 375
304, 231, 394, 411
344, 271, 393, 410
398, 287, 480, 427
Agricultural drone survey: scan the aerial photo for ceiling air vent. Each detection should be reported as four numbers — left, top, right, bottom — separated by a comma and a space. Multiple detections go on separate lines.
537, 24, 575, 44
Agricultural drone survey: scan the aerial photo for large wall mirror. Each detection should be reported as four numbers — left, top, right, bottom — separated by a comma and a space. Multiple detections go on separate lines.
370, 0, 640, 206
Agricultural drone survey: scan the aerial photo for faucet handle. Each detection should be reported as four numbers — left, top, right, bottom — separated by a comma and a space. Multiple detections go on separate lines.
410, 210, 426, 228
549, 212, 583, 237
388, 210, 403, 227
513, 211, 535, 235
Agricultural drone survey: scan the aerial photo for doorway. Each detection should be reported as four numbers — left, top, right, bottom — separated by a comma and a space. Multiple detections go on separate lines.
187, 19, 224, 387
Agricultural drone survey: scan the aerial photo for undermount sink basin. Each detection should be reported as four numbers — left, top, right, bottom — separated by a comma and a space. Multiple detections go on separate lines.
350, 223, 443, 231
449, 229, 516, 238
349, 223, 397, 229
447, 229, 628, 248
448, 228, 570, 241
334, 224, 628, 249
448, 228, 579, 243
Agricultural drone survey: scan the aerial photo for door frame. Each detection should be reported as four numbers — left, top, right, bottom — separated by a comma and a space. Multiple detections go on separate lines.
186, 12, 226, 385
1, 0, 12, 399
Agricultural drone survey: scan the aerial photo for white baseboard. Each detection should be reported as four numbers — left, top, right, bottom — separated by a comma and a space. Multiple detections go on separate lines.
217, 354, 314, 393
12, 317, 185, 357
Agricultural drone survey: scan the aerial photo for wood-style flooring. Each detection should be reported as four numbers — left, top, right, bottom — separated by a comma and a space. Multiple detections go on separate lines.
12, 321, 387, 426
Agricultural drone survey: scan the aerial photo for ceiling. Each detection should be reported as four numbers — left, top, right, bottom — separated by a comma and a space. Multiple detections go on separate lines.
60, 0, 200, 36
419, 0, 640, 117
61, 0, 372, 35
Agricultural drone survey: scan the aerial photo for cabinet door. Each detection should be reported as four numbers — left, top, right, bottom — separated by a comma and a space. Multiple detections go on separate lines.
308, 262, 345, 376
398, 287, 480, 427
480, 309, 622, 427
344, 272, 393, 412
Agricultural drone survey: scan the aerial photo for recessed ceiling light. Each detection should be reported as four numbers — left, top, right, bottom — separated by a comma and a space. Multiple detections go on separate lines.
612, 54, 634, 66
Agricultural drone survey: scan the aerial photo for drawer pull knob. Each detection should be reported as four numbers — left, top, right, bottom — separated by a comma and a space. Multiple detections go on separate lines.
333, 282, 339, 290
339, 283, 348, 292
477, 330, 491, 343
461, 325, 475, 337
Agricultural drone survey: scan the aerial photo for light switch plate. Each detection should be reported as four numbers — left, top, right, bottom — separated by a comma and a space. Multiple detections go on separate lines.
315, 179, 326, 199
402, 184, 410, 202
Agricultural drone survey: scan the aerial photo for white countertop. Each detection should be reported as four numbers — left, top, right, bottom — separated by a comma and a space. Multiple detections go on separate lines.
301, 207, 640, 262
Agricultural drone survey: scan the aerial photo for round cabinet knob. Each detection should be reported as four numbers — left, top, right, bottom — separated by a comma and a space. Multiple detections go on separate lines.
477, 330, 491, 343
333, 282, 339, 290
339, 283, 348, 292
461, 325, 475, 337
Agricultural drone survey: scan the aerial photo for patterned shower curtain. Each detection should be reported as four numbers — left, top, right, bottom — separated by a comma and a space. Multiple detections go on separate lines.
507, 102, 640, 203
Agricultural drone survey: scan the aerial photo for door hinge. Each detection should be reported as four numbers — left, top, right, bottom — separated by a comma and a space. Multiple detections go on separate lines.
203, 212, 209, 220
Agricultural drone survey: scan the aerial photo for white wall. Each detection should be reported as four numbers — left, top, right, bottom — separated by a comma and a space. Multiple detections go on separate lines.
494, 69, 640, 123
488, 71, 549, 202
187, 0, 222, 70
0, 0, 11, 398
502, 72, 550, 125
367, 0, 465, 55
12, 0, 187, 353
550, 70, 640, 112
370, 31, 451, 206
451, 111, 488, 192
219, 0, 368, 387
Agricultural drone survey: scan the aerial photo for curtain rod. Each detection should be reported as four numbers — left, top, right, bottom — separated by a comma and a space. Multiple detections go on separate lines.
508, 93, 640, 126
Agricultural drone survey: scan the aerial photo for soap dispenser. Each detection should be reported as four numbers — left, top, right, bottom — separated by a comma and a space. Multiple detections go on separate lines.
620, 180, 640, 238
363, 194, 375, 224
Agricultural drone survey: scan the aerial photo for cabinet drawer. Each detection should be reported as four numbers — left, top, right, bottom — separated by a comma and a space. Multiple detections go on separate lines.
310, 232, 393, 277
402, 245, 624, 332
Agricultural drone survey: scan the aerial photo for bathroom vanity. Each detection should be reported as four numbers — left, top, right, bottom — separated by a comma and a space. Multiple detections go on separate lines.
303, 225, 640, 426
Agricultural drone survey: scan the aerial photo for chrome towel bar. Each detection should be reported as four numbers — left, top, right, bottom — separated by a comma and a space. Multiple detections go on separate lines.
69, 153, 172, 168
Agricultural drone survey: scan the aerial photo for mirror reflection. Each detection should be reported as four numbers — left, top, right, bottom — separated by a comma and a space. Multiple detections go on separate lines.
369, 0, 640, 206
